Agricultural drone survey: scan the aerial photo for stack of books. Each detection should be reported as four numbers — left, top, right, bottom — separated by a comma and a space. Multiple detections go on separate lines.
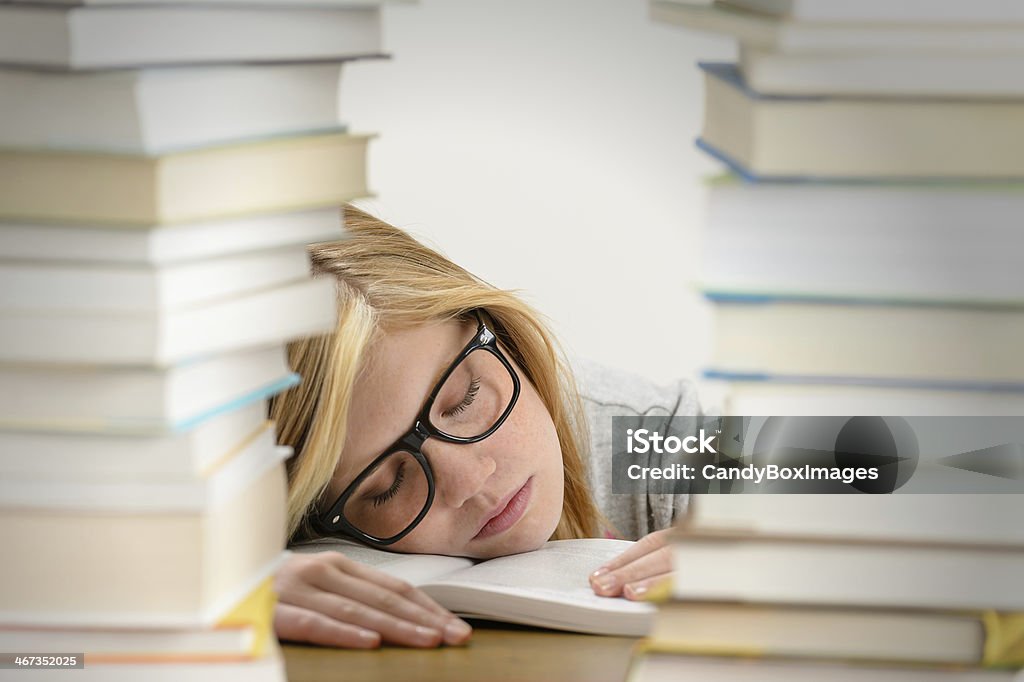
628, 495, 1024, 681
0, 0, 383, 677
638, 2, 1024, 680
649, 0, 1024, 417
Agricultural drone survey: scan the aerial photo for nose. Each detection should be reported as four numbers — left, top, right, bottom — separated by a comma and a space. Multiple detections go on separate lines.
423, 439, 496, 509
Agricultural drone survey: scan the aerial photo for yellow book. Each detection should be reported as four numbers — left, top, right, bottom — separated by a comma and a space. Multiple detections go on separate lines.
0, 131, 371, 226
0, 451, 288, 625
642, 601, 1024, 669
217, 578, 277, 660
982, 611, 1024, 668
0, 577, 278, 663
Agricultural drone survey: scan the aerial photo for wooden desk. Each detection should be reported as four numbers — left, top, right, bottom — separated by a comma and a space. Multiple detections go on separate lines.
283, 624, 641, 682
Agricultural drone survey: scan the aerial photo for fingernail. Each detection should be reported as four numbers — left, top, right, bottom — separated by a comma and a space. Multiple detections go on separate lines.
417, 625, 443, 647
594, 574, 618, 593
356, 628, 381, 648
444, 619, 472, 644
590, 567, 609, 580
626, 583, 648, 599
401, 622, 442, 646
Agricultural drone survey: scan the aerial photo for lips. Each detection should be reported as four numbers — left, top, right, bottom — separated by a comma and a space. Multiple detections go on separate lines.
473, 477, 533, 541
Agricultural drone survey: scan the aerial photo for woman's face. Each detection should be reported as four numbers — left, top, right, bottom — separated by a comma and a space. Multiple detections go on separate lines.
327, 318, 565, 559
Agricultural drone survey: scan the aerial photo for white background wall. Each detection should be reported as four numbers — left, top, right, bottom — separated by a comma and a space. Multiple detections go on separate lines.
345, 0, 734, 382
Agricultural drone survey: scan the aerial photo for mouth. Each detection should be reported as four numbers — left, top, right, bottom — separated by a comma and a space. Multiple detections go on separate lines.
473, 477, 533, 541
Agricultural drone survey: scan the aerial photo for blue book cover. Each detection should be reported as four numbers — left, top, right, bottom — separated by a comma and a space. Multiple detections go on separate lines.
172, 373, 299, 433
701, 291, 1024, 311
698, 61, 824, 102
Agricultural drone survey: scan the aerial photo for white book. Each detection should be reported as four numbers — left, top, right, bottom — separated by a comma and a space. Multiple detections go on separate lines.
0, 401, 267, 477
739, 47, 1024, 98
0, 208, 343, 265
292, 537, 655, 636
0, 277, 336, 366
701, 178, 1024, 306
709, 300, 1024, 389
699, 62, 1024, 179
670, 530, 1024, 611
0, 442, 288, 626
629, 652, 1016, 682
0, 345, 293, 432
0, 5, 382, 70
0, 63, 348, 154
0, 246, 311, 312
0, 575, 276, 663
0, 423, 288, 511
0, 626, 254, 661
718, 381, 1024, 417
25, 637, 285, 682
722, 0, 1024, 24
688, 494, 1024, 546
35, 0, 398, 5
650, 1, 1024, 54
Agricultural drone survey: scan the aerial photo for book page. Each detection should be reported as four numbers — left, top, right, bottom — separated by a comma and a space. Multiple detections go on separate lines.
288, 537, 473, 585
429, 539, 650, 612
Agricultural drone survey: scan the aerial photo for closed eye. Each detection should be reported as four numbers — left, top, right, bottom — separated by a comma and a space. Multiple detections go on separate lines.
370, 461, 407, 507
441, 377, 480, 418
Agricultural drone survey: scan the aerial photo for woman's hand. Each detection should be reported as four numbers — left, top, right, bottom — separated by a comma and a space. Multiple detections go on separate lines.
589, 528, 673, 601
274, 551, 473, 649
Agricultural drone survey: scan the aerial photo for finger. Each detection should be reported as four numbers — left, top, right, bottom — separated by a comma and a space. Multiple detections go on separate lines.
327, 553, 456, 620
274, 602, 380, 649
400, 587, 472, 644
288, 587, 445, 648
276, 556, 444, 647
623, 572, 673, 602
589, 529, 671, 596
590, 543, 672, 597
315, 566, 448, 630
592, 528, 672, 575
315, 555, 472, 645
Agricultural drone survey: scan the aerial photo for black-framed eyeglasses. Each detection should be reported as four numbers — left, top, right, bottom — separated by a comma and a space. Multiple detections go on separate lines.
315, 311, 521, 547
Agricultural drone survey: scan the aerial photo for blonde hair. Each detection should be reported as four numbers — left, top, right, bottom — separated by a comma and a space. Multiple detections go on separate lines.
270, 205, 602, 544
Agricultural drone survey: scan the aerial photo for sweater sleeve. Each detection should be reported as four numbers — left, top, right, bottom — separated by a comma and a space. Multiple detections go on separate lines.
571, 356, 703, 541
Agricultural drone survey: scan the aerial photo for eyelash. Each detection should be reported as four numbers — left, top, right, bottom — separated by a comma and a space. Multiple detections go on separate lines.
442, 377, 480, 418
371, 461, 406, 507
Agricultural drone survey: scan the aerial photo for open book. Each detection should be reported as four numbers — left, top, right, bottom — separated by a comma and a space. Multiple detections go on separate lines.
290, 538, 655, 636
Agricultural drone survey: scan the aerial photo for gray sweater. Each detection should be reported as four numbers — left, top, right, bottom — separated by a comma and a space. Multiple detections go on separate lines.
572, 358, 702, 541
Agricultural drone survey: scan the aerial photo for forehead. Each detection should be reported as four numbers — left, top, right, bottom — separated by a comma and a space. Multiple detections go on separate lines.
337, 319, 470, 481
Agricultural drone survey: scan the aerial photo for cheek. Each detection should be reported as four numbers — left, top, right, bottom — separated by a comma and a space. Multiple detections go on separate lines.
505, 383, 562, 468
387, 514, 461, 555
386, 385, 567, 558
515, 384, 564, 473
490, 392, 566, 551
